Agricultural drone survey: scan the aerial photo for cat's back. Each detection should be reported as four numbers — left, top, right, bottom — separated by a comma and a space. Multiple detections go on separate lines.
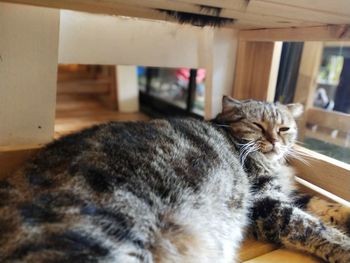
0, 119, 250, 263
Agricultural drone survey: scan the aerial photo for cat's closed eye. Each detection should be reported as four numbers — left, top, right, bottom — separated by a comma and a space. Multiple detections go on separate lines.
279, 127, 290, 132
253, 122, 265, 132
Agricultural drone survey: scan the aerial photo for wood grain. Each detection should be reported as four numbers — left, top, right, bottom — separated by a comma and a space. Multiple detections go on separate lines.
239, 25, 350, 41
1, 0, 350, 29
293, 42, 324, 140
290, 145, 350, 201
239, 239, 277, 262
243, 248, 322, 263
0, 146, 40, 179
232, 41, 280, 101
0, 3, 59, 147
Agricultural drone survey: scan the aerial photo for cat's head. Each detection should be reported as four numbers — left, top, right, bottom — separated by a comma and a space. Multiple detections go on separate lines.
216, 96, 303, 161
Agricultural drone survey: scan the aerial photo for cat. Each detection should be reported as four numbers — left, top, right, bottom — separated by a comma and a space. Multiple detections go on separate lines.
0, 96, 349, 263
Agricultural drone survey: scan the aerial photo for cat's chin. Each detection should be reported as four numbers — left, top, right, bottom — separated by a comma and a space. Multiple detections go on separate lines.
263, 149, 285, 161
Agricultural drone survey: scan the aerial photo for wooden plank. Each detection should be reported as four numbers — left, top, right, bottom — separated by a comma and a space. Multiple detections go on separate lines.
268, 0, 350, 17
116, 66, 139, 113
304, 129, 350, 149
210, 28, 238, 117
266, 41, 282, 102
0, 3, 59, 146
111, 0, 320, 28
55, 94, 148, 137
0, 146, 40, 179
57, 78, 112, 94
294, 43, 324, 108
176, 0, 247, 10
232, 41, 279, 101
1, 0, 170, 24
248, 0, 350, 24
243, 248, 322, 263
295, 177, 350, 208
293, 42, 324, 140
239, 239, 277, 262
58, 10, 203, 68
324, 41, 350, 48
199, 27, 214, 119
239, 25, 350, 41
306, 107, 350, 133
1, 0, 319, 29
290, 145, 350, 201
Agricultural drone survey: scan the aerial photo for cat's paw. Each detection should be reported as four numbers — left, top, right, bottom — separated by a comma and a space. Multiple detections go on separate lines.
327, 205, 350, 236
307, 197, 350, 235
327, 252, 350, 263
329, 242, 350, 263
345, 215, 350, 236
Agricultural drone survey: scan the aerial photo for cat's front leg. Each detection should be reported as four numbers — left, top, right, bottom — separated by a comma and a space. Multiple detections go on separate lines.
294, 193, 350, 235
251, 197, 350, 263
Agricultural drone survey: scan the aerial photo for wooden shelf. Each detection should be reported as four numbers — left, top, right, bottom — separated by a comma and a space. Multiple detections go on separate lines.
243, 248, 322, 263
2, 0, 350, 29
54, 94, 149, 138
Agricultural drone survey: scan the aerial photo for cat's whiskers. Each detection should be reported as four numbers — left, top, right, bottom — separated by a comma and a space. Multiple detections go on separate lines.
282, 145, 311, 166
239, 140, 259, 165
295, 140, 306, 146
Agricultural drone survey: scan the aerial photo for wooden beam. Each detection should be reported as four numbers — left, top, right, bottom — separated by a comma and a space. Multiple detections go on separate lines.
290, 146, 350, 201
116, 66, 139, 113
247, 0, 350, 24
267, 0, 350, 17
177, 0, 247, 11
0, 0, 319, 29
0, 2, 60, 147
239, 25, 350, 41
1, 0, 170, 23
199, 27, 214, 119
232, 41, 281, 100
293, 42, 324, 140
266, 41, 282, 102
306, 107, 350, 134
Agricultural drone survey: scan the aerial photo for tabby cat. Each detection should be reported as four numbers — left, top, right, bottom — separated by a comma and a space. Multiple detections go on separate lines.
0, 96, 349, 263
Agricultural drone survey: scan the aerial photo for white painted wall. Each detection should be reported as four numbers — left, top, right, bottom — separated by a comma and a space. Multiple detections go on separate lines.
0, 3, 59, 147
59, 11, 238, 117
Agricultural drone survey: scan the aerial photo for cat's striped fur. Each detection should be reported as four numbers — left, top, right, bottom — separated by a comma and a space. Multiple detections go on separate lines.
0, 96, 349, 262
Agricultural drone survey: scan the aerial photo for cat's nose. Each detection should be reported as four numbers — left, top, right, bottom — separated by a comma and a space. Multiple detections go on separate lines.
269, 138, 278, 146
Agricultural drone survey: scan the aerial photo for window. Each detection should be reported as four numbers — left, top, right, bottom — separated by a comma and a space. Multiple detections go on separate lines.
276, 41, 350, 165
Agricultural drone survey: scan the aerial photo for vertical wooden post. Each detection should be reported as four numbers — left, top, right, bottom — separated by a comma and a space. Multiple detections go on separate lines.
0, 3, 60, 148
116, 65, 139, 112
198, 27, 214, 120
232, 40, 282, 101
293, 42, 324, 140
294, 42, 324, 107
266, 41, 283, 102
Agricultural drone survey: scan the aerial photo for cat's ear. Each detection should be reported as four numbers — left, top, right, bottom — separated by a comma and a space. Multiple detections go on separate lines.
286, 103, 303, 118
222, 96, 242, 113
